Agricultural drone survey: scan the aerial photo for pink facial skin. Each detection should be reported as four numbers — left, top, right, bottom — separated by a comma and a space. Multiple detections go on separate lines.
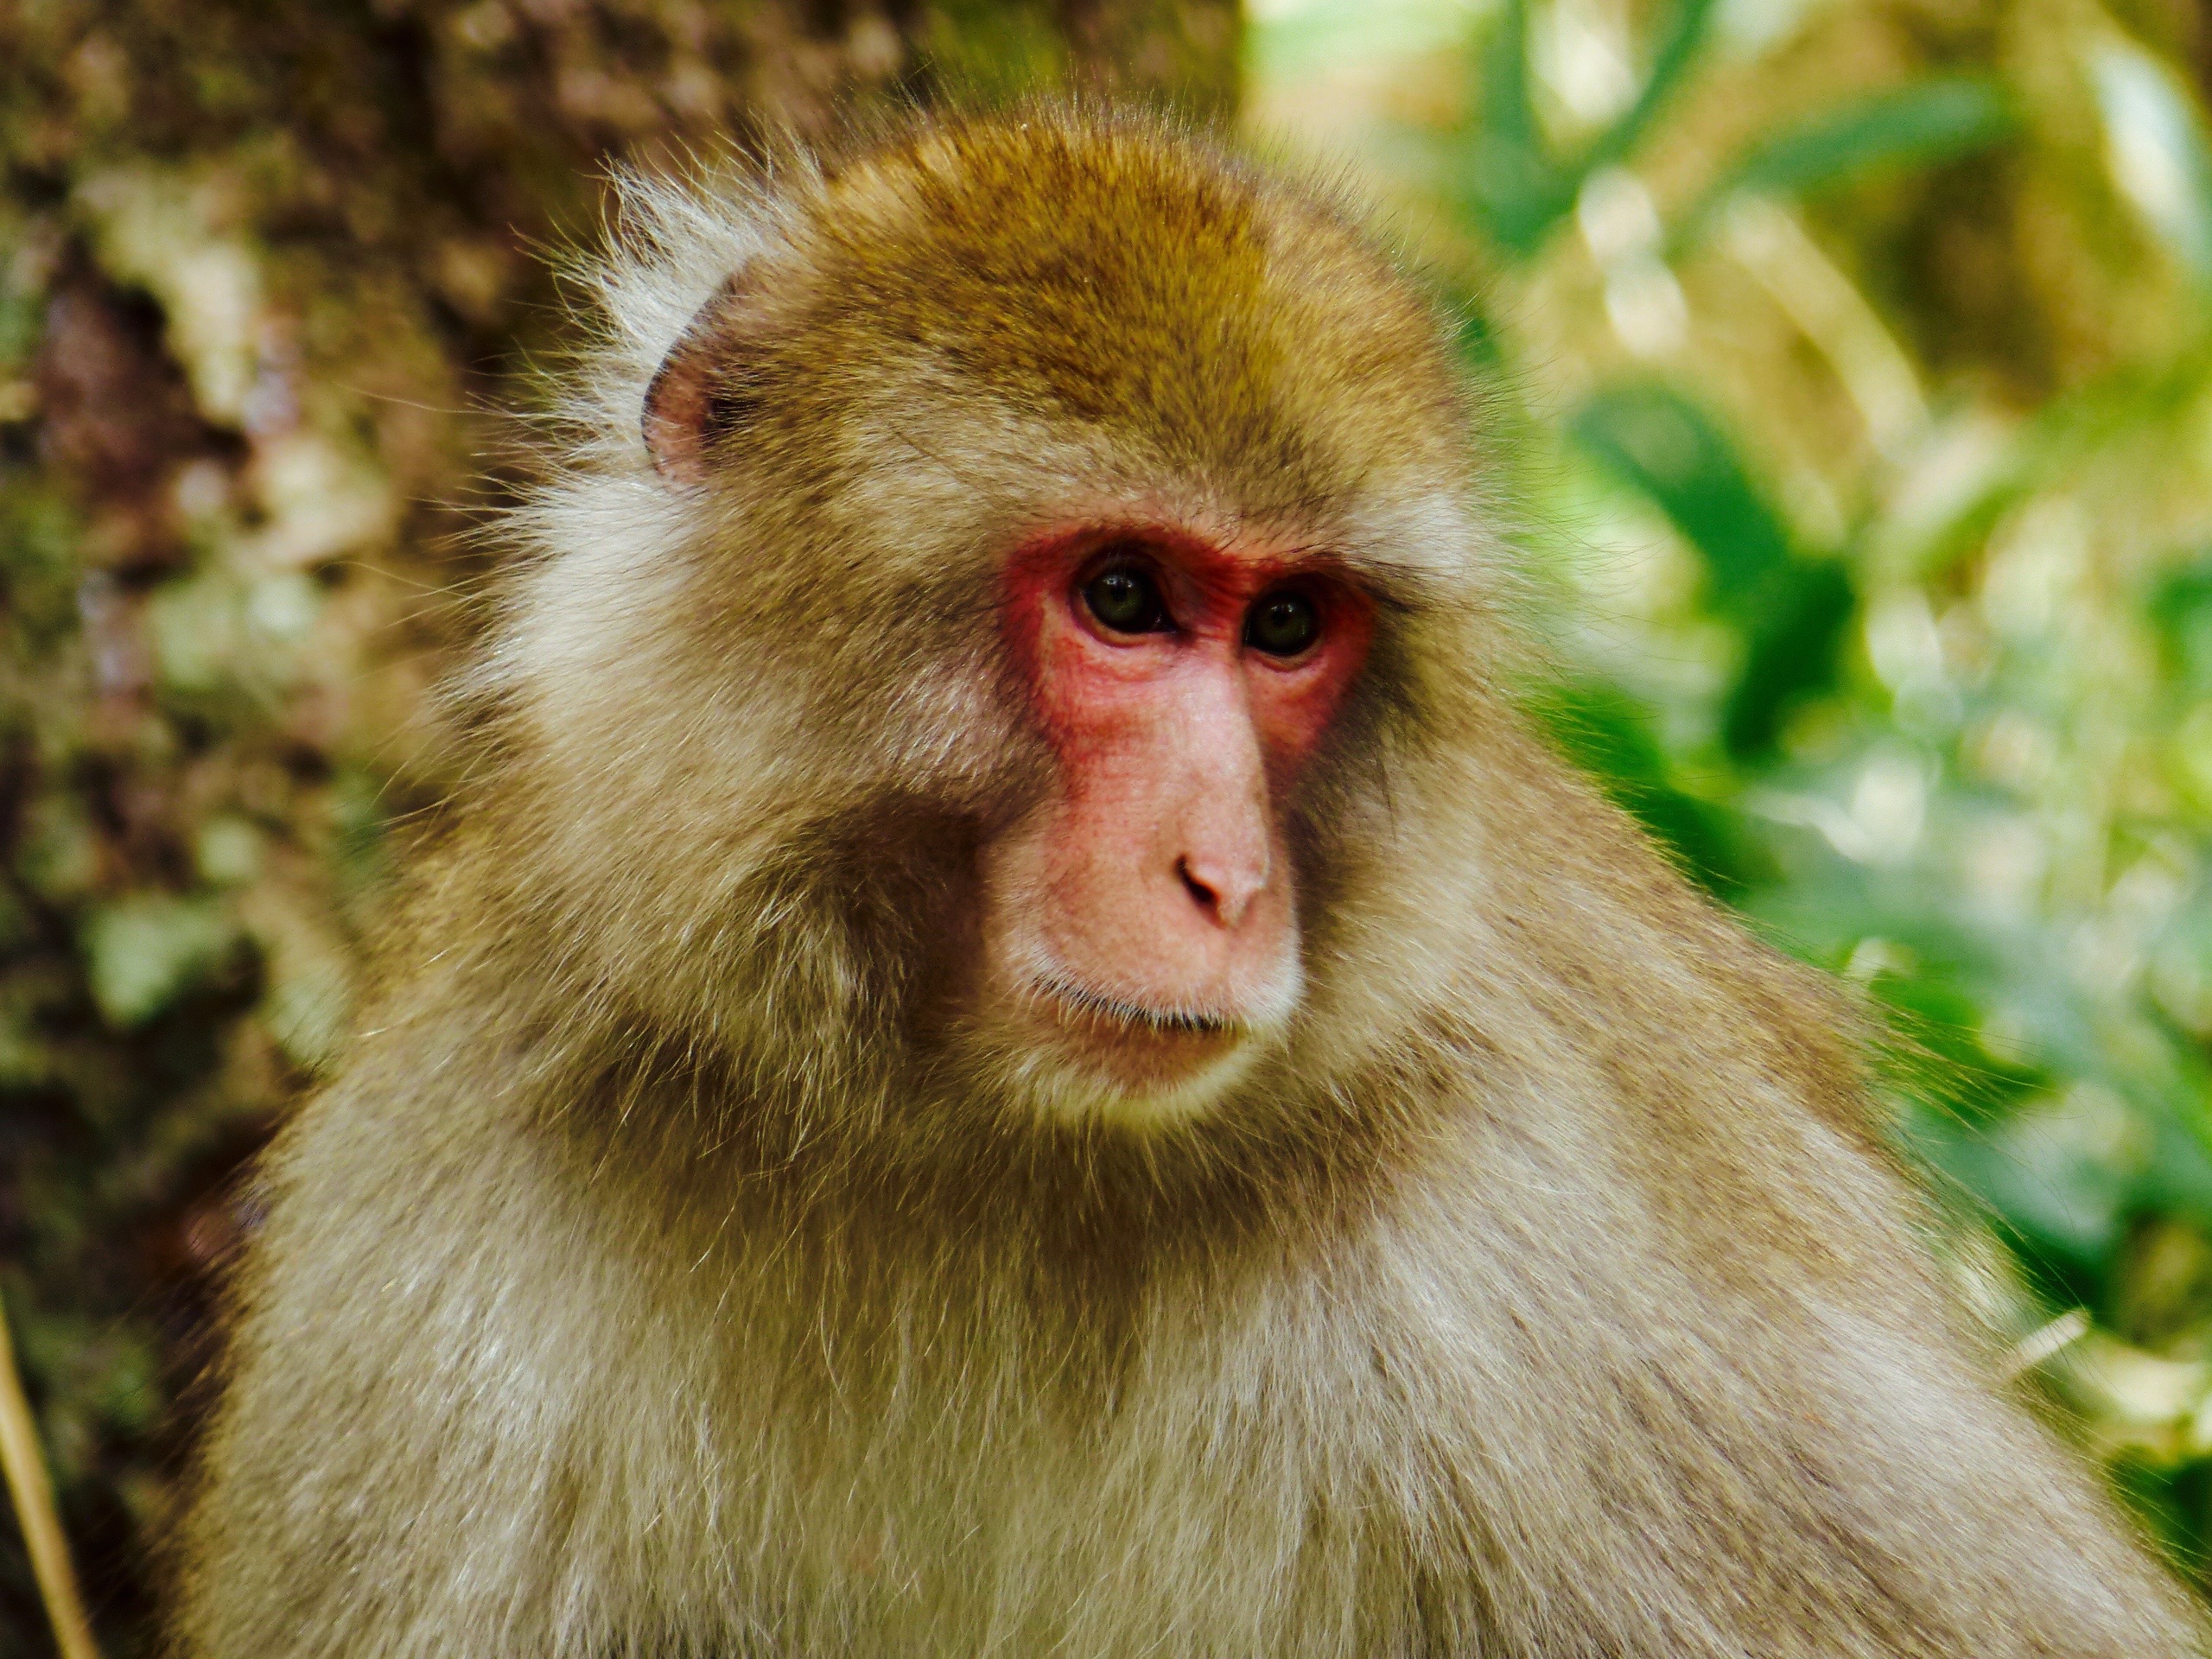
982, 525, 1373, 1103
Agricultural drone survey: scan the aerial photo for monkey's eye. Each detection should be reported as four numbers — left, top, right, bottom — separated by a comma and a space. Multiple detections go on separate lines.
1081, 564, 1171, 635
1244, 588, 1320, 658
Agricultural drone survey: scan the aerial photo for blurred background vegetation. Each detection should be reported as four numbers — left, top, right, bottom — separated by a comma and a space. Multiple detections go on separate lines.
1247, 0, 2212, 1592
8, 0, 2212, 1648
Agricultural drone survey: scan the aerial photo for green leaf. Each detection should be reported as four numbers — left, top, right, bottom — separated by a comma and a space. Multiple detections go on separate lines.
1458, 0, 1718, 257
1457, 0, 1577, 255
1569, 383, 1796, 606
1674, 78, 2014, 251
1459, 143, 1578, 255
81, 894, 240, 1027
2147, 551, 2212, 689
1723, 558, 1856, 756
1477, 0, 1539, 156
1581, 0, 1718, 176
1572, 386, 1857, 754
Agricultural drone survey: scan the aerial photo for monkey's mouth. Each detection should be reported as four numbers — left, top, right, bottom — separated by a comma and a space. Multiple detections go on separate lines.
1032, 971, 1236, 1038
1020, 970, 1249, 1092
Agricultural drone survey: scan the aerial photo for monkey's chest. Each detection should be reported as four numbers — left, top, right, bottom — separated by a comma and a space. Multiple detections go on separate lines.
626, 1288, 1442, 1656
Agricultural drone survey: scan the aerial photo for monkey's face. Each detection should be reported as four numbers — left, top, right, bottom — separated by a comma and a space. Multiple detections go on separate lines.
533, 115, 1491, 1149
969, 524, 1374, 1127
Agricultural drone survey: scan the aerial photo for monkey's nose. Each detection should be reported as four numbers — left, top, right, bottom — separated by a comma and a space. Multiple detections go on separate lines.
1177, 855, 1265, 929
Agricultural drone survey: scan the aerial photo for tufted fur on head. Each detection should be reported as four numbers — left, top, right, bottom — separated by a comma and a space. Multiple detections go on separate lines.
175, 105, 2204, 1659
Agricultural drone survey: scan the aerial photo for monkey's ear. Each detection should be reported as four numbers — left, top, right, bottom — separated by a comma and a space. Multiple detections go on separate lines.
643, 272, 766, 489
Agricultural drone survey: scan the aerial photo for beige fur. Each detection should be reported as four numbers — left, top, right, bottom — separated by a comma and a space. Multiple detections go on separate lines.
175, 105, 2204, 1657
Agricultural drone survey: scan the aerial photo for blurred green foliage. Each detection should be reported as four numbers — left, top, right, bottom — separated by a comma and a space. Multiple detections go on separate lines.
1253, 0, 2212, 1586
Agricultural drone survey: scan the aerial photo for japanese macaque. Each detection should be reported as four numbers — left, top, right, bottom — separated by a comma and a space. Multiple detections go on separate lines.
175, 107, 2203, 1658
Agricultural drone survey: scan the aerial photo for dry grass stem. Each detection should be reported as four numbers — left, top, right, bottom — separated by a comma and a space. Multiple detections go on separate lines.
0, 1291, 100, 1659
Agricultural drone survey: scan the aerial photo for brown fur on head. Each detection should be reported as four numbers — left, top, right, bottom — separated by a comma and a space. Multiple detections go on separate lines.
465, 105, 1510, 1166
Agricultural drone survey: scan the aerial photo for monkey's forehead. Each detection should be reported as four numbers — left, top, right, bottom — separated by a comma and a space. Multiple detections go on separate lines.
766, 111, 1471, 500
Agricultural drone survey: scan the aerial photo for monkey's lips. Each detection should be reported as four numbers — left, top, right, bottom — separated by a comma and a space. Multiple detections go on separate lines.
1023, 972, 1249, 1092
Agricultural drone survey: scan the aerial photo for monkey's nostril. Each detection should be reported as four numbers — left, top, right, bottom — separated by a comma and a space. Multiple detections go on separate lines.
1177, 857, 1220, 916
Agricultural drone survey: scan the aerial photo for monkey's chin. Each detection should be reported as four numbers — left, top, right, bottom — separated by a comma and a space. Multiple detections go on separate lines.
989, 973, 1288, 1132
